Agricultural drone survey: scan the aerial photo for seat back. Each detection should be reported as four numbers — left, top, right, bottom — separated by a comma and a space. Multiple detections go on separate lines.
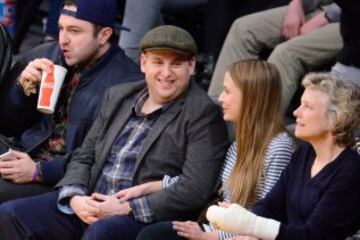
0, 22, 12, 87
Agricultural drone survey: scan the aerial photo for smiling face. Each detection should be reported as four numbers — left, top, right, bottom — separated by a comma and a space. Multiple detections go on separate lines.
218, 72, 242, 122
140, 50, 195, 105
58, 5, 111, 67
293, 88, 334, 143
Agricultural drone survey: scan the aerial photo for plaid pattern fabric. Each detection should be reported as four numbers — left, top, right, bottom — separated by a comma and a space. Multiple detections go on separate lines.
94, 89, 162, 222
37, 71, 80, 160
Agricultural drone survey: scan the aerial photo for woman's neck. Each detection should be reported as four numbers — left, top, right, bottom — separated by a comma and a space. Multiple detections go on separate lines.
310, 137, 345, 177
312, 137, 344, 162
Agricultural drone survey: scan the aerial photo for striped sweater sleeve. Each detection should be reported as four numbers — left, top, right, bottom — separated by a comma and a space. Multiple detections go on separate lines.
258, 132, 295, 200
216, 132, 295, 240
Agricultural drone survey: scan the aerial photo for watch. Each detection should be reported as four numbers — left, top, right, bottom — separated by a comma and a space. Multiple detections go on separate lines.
324, 11, 332, 23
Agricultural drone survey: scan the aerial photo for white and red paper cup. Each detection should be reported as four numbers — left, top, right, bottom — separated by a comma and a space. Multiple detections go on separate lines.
37, 64, 67, 114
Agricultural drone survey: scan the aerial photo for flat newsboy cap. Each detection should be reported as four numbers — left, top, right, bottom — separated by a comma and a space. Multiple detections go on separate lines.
140, 25, 197, 56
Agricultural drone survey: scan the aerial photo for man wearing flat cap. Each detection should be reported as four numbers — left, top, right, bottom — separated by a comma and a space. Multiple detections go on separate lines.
0, 25, 229, 240
0, 0, 142, 203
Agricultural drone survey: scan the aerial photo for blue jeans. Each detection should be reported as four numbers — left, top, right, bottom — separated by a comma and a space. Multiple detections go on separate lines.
0, 191, 148, 240
119, 0, 207, 63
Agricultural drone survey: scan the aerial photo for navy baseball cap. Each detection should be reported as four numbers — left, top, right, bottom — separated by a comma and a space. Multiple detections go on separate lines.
60, 0, 127, 29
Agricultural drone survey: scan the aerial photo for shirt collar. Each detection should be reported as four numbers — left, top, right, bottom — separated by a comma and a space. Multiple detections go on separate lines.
133, 88, 173, 117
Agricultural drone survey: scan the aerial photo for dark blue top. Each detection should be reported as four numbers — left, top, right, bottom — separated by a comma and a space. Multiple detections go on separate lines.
253, 141, 360, 240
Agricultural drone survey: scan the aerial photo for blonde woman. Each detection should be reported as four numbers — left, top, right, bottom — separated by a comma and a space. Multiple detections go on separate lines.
207, 73, 360, 240
132, 60, 294, 240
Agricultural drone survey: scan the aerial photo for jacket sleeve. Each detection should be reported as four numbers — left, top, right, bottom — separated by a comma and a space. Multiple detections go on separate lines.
38, 151, 73, 185
0, 42, 61, 137
301, 0, 341, 23
322, 3, 341, 23
146, 103, 229, 221
0, 60, 40, 136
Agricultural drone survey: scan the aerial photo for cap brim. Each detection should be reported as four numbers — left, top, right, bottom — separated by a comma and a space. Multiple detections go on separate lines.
142, 47, 193, 56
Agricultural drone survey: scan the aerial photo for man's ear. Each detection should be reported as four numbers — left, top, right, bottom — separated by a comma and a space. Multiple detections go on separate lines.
140, 53, 147, 73
188, 56, 196, 76
98, 27, 113, 46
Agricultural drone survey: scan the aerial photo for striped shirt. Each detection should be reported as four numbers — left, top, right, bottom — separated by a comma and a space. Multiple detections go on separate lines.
209, 132, 294, 239
159, 132, 294, 238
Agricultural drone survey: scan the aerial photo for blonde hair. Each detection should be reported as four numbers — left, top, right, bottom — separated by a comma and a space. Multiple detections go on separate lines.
228, 60, 284, 208
302, 73, 360, 147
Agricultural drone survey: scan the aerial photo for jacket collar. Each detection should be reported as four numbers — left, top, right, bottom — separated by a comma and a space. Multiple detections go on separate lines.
77, 44, 121, 78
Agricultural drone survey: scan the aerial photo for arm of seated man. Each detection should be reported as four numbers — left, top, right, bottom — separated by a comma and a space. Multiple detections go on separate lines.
58, 184, 102, 224
113, 175, 180, 223
115, 174, 178, 202
57, 184, 87, 214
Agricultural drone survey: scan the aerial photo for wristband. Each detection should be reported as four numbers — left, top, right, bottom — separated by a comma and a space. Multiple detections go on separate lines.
118, 200, 133, 216
324, 11, 332, 23
32, 163, 39, 182
37, 161, 43, 179
32, 162, 43, 182
126, 202, 133, 216
128, 206, 133, 217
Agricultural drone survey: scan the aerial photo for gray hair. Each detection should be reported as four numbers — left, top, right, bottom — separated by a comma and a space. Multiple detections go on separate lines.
302, 72, 360, 147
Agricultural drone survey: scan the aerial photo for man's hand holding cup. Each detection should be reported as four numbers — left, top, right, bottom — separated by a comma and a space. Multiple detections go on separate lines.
18, 58, 55, 96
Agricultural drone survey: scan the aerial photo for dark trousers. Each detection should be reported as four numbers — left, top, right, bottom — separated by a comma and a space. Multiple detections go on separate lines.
0, 177, 52, 203
0, 136, 52, 203
0, 191, 148, 240
136, 221, 185, 240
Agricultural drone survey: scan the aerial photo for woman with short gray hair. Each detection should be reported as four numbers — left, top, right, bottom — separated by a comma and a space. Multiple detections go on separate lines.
302, 72, 360, 147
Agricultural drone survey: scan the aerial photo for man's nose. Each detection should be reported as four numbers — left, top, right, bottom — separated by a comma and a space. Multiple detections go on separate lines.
59, 31, 70, 45
160, 64, 173, 78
